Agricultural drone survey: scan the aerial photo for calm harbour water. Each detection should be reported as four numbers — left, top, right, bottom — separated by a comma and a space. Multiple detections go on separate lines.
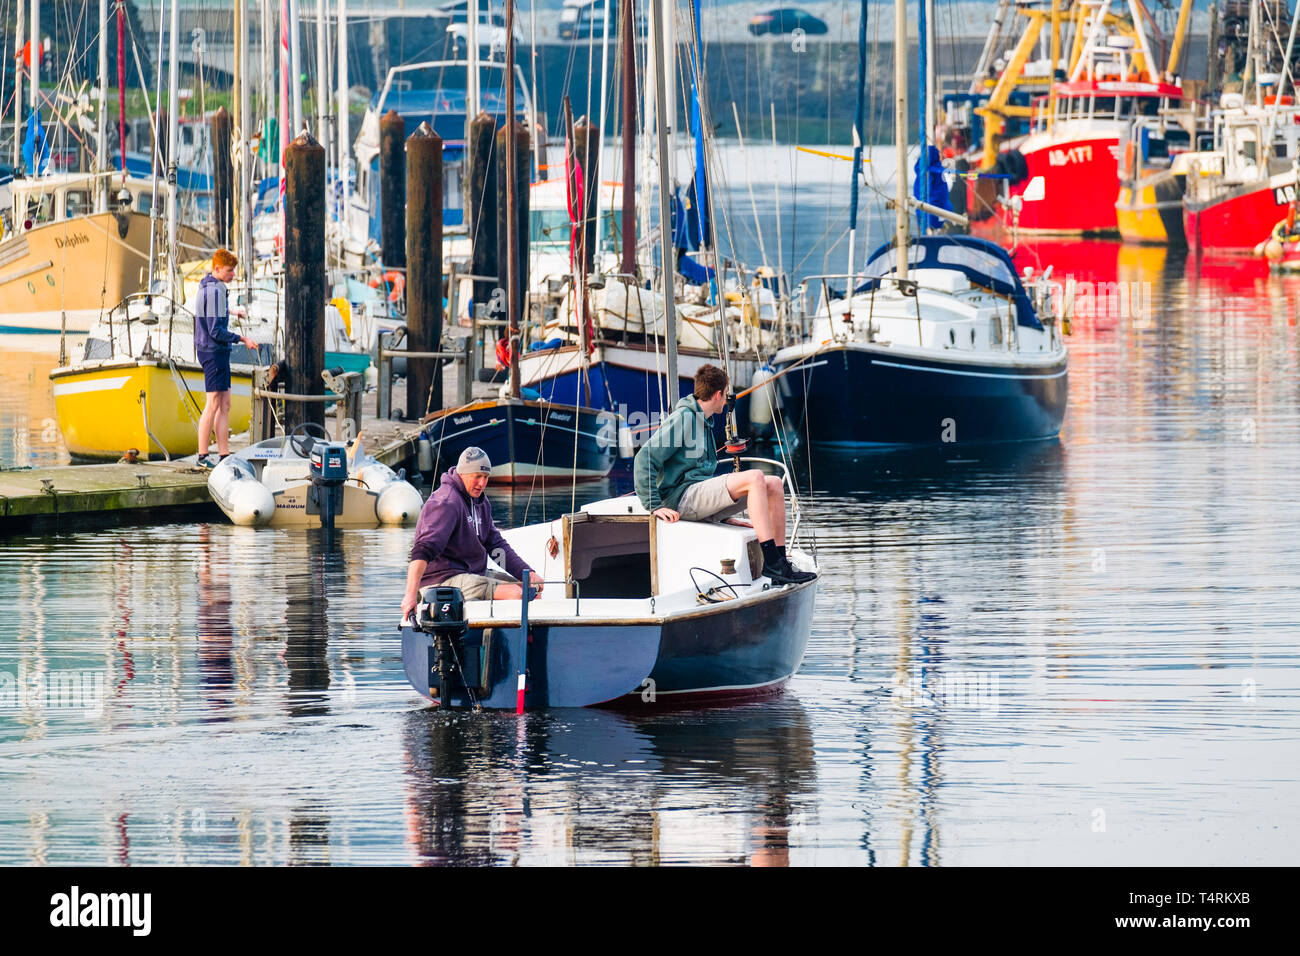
2, 157, 1300, 863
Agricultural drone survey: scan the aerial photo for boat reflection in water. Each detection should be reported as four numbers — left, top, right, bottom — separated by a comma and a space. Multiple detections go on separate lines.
399, 697, 818, 866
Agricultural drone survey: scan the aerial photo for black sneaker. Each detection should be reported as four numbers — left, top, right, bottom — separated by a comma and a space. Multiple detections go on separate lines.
766, 557, 816, 585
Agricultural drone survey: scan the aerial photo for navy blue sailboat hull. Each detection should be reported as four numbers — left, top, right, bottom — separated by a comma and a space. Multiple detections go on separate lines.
776, 344, 1067, 446
520, 345, 758, 443
637, 578, 817, 703
421, 399, 615, 483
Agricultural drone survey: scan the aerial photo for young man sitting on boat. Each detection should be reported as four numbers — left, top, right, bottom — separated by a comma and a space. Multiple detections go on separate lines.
195, 248, 257, 468
400, 447, 544, 621
634, 364, 815, 586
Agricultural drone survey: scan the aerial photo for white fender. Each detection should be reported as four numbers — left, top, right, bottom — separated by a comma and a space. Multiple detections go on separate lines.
358, 462, 423, 525
749, 365, 776, 430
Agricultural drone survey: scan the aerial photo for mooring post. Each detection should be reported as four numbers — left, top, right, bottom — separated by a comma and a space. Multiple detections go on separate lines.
379, 109, 407, 272
572, 116, 600, 274
406, 121, 444, 421
377, 329, 394, 421
283, 130, 326, 434
468, 111, 499, 321
210, 106, 233, 247
496, 118, 530, 368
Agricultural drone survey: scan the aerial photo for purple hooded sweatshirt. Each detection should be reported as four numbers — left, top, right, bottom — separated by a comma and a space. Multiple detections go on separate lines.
410, 467, 532, 587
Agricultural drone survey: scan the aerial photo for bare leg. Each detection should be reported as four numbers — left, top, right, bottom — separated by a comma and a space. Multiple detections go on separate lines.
214, 391, 233, 455
725, 470, 773, 541
197, 391, 219, 455
764, 474, 787, 547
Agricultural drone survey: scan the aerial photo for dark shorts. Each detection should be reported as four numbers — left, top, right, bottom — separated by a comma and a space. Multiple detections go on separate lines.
197, 349, 231, 393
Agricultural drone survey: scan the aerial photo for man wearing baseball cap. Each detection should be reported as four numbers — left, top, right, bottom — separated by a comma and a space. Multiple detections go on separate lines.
400, 447, 543, 620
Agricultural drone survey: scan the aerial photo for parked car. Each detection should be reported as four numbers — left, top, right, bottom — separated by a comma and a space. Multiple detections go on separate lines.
559, 0, 648, 41
748, 7, 829, 36
434, 0, 506, 28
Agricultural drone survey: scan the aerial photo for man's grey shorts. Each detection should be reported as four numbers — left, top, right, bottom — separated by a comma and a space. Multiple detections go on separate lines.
676, 474, 747, 522
423, 570, 517, 601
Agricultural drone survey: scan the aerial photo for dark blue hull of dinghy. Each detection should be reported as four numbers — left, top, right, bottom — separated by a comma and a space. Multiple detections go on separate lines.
401, 623, 660, 709
633, 577, 818, 704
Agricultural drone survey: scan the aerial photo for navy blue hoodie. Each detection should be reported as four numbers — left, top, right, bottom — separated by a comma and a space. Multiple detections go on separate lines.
194, 273, 241, 352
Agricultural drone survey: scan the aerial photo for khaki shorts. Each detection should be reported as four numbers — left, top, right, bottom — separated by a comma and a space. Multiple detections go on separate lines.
425, 570, 518, 601
676, 474, 747, 522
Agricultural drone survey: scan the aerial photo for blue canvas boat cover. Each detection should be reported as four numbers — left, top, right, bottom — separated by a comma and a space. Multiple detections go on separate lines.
858, 235, 1043, 330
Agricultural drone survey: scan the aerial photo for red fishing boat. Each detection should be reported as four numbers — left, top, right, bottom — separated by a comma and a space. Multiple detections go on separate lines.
964, 1, 1185, 242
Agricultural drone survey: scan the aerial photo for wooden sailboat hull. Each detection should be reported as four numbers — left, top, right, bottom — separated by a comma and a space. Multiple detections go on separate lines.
421, 399, 616, 483
0, 212, 210, 333
49, 359, 252, 460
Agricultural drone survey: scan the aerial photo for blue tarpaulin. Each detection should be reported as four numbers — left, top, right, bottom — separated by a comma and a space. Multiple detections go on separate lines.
22, 111, 49, 176
912, 145, 951, 232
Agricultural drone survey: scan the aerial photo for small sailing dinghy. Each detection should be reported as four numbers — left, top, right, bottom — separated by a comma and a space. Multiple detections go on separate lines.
208, 426, 423, 528
400, 471, 818, 709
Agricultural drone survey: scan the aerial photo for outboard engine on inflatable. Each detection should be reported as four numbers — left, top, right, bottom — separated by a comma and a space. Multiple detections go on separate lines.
309, 440, 349, 530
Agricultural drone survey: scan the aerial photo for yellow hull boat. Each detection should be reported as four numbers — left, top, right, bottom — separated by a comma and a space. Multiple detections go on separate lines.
49, 358, 252, 460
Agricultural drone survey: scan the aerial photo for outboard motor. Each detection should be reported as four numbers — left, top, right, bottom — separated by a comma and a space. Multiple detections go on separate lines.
413, 587, 481, 705
308, 440, 349, 530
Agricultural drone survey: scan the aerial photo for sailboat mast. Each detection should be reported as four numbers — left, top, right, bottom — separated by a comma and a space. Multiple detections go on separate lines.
593, 0, 613, 251
289, 0, 304, 134
917, 0, 928, 218
316, 0, 329, 147
30, 0, 39, 111
237, 0, 253, 280
847, 0, 866, 279
97, 0, 110, 209
894, 0, 909, 277
505, 0, 521, 399
466, 0, 479, 119
621, 0, 636, 277
13, 3, 22, 169
339, 0, 350, 256
166, 0, 181, 299
650, 0, 678, 392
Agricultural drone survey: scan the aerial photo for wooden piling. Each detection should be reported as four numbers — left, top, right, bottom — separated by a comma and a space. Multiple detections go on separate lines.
496, 119, 530, 346
406, 121, 444, 420
283, 130, 326, 434
468, 111, 499, 318
572, 116, 600, 274
211, 106, 233, 248
379, 109, 407, 270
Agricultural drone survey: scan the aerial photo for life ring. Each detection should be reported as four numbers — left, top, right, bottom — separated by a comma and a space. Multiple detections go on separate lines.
495, 337, 512, 369
369, 270, 405, 303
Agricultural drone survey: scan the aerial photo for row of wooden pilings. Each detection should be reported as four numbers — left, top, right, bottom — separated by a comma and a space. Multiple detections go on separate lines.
226, 107, 602, 434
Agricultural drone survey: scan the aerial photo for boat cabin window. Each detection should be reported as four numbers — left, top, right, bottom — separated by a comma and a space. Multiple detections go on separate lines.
136, 192, 164, 216
25, 194, 52, 225
565, 514, 654, 599
64, 189, 90, 218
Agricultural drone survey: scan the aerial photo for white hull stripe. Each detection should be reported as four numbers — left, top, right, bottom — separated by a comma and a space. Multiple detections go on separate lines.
51, 376, 132, 396
651, 676, 792, 696
870, 358, 1068, 380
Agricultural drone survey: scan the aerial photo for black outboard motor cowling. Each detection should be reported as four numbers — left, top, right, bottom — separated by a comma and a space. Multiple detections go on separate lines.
308, 440, 349, 529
